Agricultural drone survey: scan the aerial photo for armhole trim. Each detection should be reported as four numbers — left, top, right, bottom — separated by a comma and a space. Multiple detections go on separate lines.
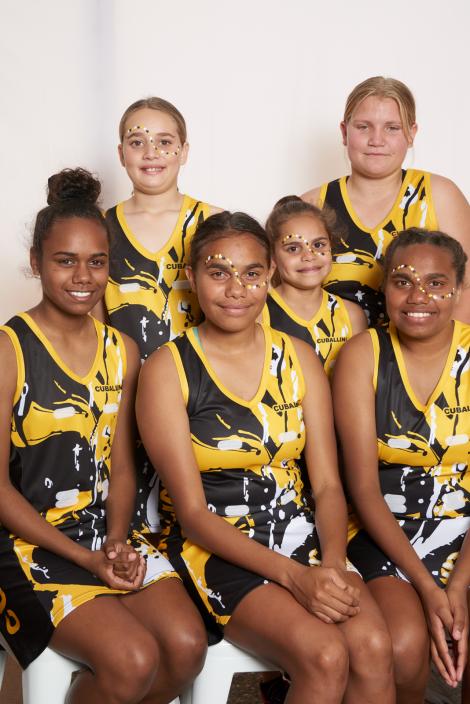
368, 328, 380, 392
424, 172, 439, 229
0, 326, 24, 406
166, 342, 189, 406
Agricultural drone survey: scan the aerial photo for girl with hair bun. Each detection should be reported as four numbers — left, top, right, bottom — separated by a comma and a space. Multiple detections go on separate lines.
103, 97, 222, 534
303, 76, 470, 327
264, 196, 366, 376
0, 168, 206, 702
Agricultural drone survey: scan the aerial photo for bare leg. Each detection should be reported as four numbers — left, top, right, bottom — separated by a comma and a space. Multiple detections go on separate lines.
368, 577, 430, 704
50, 578, 206, 704
121, 578, 207, 703
338, 573, 395, 703
224, 582, 349, 704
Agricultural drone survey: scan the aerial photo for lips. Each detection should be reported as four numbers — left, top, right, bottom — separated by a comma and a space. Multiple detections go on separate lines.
67, 291, 93, 300
141, 166, 164, 174
403, 311, 434, 318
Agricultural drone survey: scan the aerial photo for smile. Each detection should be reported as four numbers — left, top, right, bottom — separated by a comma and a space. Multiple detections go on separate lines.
404, 311, 433, 318
68, 291, 93, 299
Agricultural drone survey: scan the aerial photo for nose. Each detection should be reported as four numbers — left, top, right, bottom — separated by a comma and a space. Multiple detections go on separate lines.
301, 247, 314, 261
225, 274, 246, 298
368, 127, 385, 146
72, 261, 92, 284
143, 140, 157, 158
407, 281, 429, 304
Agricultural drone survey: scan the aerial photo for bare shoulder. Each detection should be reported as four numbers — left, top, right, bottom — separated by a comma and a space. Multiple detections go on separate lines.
0, 331, 18, 399
430, 173, 468, 200
334, 329, 374, 376
301, 185, 322, 205
139, 343, 178, 383
342, 299, 367, 335
430, 173, 470, 246
208, 204, 224, 216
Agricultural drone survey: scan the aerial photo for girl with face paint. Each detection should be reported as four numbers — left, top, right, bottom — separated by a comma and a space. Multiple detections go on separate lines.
333, 228, 470, 701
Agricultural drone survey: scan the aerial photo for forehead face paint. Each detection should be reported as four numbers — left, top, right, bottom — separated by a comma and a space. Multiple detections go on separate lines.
391, 264, 456, 300
204, 253, 269, 290
281, 233, 330, 256
126, 125, 181, 158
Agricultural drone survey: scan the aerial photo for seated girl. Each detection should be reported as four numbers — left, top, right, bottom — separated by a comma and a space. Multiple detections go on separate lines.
333, 228, 470, 701
0, 168, 206, 703
137, 211, 394, 704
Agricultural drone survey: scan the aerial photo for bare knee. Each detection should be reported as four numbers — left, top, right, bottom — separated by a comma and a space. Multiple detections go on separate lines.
97, 635, 159, 703
391, 622, 429, 687
160, 619, 207, 680
348, 627, 393, 678
288, 630, 348, 687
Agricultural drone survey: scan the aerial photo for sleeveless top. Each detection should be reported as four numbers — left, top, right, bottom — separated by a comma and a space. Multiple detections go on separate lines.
371, 322, 470, 520
320, 169, 438, 325
3, 313, 125, 540
263, 288, 352, 375
105, 196, 211, 359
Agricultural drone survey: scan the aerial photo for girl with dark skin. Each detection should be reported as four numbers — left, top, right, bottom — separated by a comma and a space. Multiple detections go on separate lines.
0, 168, 206, 704
333, 229, 470, 703
137, 211, 395, 704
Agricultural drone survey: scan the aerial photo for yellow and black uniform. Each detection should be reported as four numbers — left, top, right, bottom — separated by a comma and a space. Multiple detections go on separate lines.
0, 314, 176, 669
321, 169, 438, 326
159, 326, 323, 630
105, 196, 211, 361
263, 288, 352, 376
348, 322, 470, 585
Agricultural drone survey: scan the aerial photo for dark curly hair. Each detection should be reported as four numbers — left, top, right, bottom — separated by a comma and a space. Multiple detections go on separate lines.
31, 167, 110, 258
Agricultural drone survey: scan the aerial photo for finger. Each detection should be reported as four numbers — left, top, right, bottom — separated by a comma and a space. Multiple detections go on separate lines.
454, 626, 468, 682
431, 640, 455, 687
324, 582, 360, 608
450, 602, 466, 641
430, 616, 457, 684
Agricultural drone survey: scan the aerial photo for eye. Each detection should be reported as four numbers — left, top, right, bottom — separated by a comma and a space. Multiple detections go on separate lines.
394, 278, 411, 288
90, 258, 106, 268
57, 257, 74, 266
245, 270, 261, 279
356, 123, 368, 131
129, 138, 144, 148
312, 239, 329, 250
386, 125, 402, 132
428, 279, 446, 288
284, 244, 301, 254
210, 270, 229, 280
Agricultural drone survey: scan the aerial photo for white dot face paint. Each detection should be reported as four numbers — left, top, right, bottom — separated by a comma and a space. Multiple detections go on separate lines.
204, 254, 269, 290
391, 264, 456, 301
126, 125, 181, 159
281, 233, 331, 258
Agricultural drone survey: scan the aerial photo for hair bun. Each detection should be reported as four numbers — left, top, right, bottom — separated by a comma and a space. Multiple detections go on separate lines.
47, 168, 101, 206
273, 195, 302, 209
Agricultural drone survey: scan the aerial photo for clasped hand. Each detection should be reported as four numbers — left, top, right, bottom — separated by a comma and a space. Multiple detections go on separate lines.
291, 565, 360, 624
87, 539, 146, 591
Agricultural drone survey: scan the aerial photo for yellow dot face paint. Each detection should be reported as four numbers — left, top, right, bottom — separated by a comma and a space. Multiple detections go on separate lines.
204, 254, 269, 290
281, 234, 330, 257
391, 264, 456, 300
126, 125, 181, 158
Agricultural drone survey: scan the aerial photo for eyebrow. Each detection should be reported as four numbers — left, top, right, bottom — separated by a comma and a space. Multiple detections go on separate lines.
125, 130, 176, 139
52, 251, 108, 257
206, 261, 265, 270
391, 270, 449, 279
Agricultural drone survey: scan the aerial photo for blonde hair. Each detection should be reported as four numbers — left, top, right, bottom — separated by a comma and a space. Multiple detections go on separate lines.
344, 77, 416, 138
118, 97, 187, 144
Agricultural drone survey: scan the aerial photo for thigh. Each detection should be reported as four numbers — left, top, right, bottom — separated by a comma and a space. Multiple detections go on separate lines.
120, 576, 206, 647
50, 594, 158, 670
224, 581, 345, 675
337, 572, 391, 644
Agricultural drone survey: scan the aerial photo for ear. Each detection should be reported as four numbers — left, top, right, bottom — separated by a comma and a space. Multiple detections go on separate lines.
268, 260, 276, 282
408, 123, 418, 147
118, 143, 125, 167
30, 248, 40, 277
179, 141, 190, 167
340, 121, 348, 146
185, 265, 196, 292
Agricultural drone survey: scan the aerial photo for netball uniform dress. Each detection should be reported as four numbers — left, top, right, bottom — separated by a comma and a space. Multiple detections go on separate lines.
348, 322, 470, 586
158, 326, 326, 630
263, 288, 353, 376
105, 196, 211, 531
320, 169, 438, 326
0, 314, 176, 668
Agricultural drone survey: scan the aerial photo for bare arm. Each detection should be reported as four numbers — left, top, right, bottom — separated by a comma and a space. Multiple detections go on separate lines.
332, 332, 461, 683
431, 174, 470, 324
292, 338, 349, 569
136, 344, 359, 622
301, 186, 322, 206
0, 332, 140, 590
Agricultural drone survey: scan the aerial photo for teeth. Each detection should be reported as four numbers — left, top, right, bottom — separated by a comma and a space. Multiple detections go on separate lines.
406, 312, 431, 318
69, 291, 91, 298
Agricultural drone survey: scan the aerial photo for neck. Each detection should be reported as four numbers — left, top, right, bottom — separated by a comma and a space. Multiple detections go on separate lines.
275, 281, 323, 317
28, 300, 93, 338
396, 321, 455, 358
198, 320, 260, 355
347, 167, 404, 199
128, 186, 183, 214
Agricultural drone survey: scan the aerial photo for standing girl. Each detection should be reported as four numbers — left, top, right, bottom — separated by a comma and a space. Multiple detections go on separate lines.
264, 196, 366, 376
303, 76, 470, 327
137, 211, 395, 704
0, 168, 206, 703
104, 97, 221, 532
